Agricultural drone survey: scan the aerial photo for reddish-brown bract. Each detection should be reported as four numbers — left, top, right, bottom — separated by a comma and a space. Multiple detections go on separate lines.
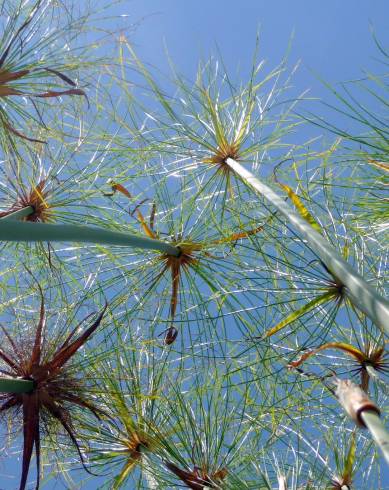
165, 461, 228, 489
0, 292, 107, 490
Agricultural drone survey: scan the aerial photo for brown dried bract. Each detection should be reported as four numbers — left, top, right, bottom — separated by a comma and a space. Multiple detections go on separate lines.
166, 461, 228, 489
158, 242, 201, 322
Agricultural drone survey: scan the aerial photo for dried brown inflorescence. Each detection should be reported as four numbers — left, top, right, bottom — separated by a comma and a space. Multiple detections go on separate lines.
0, 291, 107, 490
204, 141, 240, 167
125, 431, 151, 463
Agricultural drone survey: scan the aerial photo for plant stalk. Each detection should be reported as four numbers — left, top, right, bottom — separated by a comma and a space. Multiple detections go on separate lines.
0, 377, 34, 393
360, 410, 389, 465
0, 206, 34, 220
226, 158, 389, 334
0, 221, 180, 256
366, 365, 380, 382
366, 365, 389, 394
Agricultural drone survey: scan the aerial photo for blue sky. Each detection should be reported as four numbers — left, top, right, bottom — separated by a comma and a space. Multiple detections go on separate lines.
120, 0, 388, 94
105, 0, 389, 152
2, 1, 388, 488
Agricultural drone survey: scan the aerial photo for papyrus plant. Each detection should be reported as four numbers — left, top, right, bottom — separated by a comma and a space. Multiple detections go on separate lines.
0, 284, 107, 489
0, 0, 90, 153
0, 3, 387, 488
115, 43, 389, 334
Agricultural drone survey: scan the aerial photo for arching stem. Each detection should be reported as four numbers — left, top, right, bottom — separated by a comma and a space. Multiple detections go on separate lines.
360, 410, 389, 465
0, 378, 34, 393
0, 221, 180, 256
0, 206, 34, 221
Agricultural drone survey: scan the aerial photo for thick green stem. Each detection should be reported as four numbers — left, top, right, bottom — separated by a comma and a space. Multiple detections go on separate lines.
0, 221, 180, 256
360, 410, 389, 465
0, 206, 34, 221
226, 158, 389, 334
0, 377, 34, 393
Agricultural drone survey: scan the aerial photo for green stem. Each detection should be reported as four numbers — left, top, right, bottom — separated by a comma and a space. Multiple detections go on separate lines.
0, 377, 34, 393
226, 158, 389, 334
0, 206, 34, 220
0, 221, 180, 256
366, 365, 389, 394
360, 410, 389, 465
366, 365, 380, 382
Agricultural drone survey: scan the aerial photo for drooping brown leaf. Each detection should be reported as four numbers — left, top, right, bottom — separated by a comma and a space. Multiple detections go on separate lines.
0, 68, 30, 83
289, 342, 367, 369
42, 67, 77, 87
34, 88, 86, 99
289, 342, 387, 392
0, 85, 23, 96
47, 305, 107, 373
211, 224, 264, 246
2, 119, 46, 143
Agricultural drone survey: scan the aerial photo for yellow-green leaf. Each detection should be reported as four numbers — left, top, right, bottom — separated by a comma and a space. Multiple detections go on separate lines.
343, 432, 356, 480
202, 89, 229, 151
367, 158, 389, 173
234, 99, 255, 149
212, 224, 264, 245
279, 183, 322, 234
113, 459, 138, 489
264, 290, 336, 338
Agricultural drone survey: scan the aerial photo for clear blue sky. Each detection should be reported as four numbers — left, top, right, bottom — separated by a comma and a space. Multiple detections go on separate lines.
106, 0, 389, 149
117, 0, 388, 94
3, 1, 388, 488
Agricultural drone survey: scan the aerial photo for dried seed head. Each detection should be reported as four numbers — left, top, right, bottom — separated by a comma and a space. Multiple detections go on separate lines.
163, 326, 178, 345
158, 242, 201, 321
335, 379, 380, 427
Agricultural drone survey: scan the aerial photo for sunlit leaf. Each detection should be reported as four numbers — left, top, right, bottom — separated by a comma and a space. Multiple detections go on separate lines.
264, 290, 336, 338
279, 183, 322, 233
